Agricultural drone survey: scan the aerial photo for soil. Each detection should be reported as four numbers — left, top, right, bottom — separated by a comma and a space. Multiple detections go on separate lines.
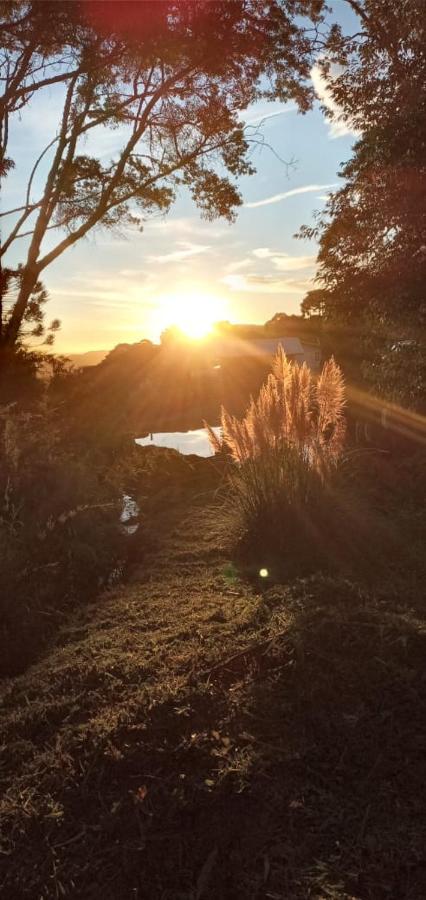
1, 455, 426, 899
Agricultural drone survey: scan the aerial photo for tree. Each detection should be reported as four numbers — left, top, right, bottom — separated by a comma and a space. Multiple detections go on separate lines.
0, 0, 324, 350
299, 0, 426, 332
298, 0, 426, 402
1, 267, 60, 345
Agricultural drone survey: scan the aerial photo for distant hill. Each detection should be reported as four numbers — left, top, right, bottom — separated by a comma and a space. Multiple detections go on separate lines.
67, 349, 109, 367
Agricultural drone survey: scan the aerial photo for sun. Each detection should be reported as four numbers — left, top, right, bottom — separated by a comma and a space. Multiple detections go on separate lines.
154, 290, 227, 340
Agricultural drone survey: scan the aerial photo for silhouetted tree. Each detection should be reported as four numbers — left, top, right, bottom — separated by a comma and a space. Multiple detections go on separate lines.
0, 267, 60, 345
1, 0, 325, 349
298, 0, 426, 403
299, 0, 426, 332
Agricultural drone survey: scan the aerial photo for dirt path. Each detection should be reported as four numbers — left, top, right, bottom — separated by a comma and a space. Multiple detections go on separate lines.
1, 477, 426, 899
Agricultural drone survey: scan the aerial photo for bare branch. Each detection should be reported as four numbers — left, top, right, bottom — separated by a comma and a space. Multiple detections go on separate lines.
26, 136, 59, 208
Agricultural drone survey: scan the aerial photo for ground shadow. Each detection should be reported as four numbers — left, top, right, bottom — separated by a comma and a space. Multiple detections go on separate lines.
3, 576, 426, 899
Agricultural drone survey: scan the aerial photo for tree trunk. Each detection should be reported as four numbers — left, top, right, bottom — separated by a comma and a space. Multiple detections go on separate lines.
3, 265, 38, 346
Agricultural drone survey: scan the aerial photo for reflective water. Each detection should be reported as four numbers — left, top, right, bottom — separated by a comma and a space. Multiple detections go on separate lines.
135, 427, 220, 458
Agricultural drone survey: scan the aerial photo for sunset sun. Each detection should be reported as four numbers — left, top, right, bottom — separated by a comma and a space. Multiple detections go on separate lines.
154, 290, 227, 340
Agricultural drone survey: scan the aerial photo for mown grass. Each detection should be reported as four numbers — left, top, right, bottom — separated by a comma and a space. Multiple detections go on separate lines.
1, 451, 425, 899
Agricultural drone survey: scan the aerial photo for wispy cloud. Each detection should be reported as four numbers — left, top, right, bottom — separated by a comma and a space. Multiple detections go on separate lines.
252, 249, 316, 272
222, 273, 313, 295
119, 269, 150, 278
311, 63, 360, 140
245, 183, 338, 209
144, 216, 226, 240
149, 241, 210, 264
224, 257, 252, 273
240, 100, 297, 127
52, 288, 144, 307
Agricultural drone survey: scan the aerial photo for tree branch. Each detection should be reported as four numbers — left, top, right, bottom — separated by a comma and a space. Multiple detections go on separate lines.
36, 67, 194, 272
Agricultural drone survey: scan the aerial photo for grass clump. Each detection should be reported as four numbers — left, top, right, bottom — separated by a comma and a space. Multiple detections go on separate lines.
206, 348, 346, 570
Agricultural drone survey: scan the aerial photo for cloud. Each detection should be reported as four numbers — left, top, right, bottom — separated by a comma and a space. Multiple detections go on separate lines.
119, 269, 149, 278
149, 241, 210, 264
311, 63, 360, 140
245, 183, 338, 208
271, 254, 316, 273
52, 288, 144, 307
253, 247, 271, 259
252, 248, 316, 272
144, 216, 226, 240
222, 273, 313, 295
239, 100, 297, 127
224, 257, 252, 273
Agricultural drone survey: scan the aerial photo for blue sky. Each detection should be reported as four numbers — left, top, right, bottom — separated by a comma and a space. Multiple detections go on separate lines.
3, 3, 359, 353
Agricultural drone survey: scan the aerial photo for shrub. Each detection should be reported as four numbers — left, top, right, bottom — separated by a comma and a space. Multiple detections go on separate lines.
205, 349, 346, 569
0, 402, 129, 675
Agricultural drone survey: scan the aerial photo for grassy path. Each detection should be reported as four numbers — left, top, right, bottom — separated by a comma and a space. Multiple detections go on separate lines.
1, 471, 426, 899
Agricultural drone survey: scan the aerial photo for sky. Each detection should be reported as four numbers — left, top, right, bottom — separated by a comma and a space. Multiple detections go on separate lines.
3, 4, 359, 354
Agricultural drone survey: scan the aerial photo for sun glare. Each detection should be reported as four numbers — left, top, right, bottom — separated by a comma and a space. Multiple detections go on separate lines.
153, 290, 227, 340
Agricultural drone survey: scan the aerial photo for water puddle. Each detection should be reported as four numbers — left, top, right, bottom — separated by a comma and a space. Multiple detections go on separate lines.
135, 427, 221, 458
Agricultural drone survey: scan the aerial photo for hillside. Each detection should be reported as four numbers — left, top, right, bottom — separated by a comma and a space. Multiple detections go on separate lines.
1, 452, 426, 899
67, 349, 109, 367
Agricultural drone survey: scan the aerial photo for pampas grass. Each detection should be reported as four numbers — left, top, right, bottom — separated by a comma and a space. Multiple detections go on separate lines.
205, 349, 346, 567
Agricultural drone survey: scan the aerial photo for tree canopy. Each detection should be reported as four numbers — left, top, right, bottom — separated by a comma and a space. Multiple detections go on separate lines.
0, 0, 324, 347
300, 0, 426, 332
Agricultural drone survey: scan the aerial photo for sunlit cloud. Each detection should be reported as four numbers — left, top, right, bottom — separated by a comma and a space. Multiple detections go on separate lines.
149, 241, 211, 264
245, 183, 338, 208
273, 256, 316, 272
222, 273, 313, 295
311, 63, 361, 140
252, 248, 316, 272
144, 216, 226, 240
119, 269, 150, 278
224, 257, 252, 272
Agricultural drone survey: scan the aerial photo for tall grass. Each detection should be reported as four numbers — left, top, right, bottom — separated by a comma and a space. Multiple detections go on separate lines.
205, 348, 346, 566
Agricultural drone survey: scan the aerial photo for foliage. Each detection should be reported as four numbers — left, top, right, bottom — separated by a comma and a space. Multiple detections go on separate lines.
206, 349, 346, 564
362, 339, 426, 410
0, 0, 324, 346
299, 0, 426, 404
0, 266, 60, 346
0, 398, 130, 675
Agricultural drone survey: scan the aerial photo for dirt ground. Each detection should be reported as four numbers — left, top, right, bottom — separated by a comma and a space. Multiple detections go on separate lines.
1, 456, 426, 899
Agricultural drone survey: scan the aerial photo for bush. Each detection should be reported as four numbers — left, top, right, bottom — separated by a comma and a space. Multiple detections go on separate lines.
206, 349, 346, 570
0, 402, 129, 675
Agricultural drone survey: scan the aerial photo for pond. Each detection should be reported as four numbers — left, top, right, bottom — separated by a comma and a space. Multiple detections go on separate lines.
135, 427, 221, 458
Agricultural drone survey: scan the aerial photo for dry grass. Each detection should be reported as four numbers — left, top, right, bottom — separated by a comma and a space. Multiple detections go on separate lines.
205, 350, 347, 567
206, 349, 345, 469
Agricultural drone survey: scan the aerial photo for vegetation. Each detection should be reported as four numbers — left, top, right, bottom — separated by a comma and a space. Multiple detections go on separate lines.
0, 390, 140, 675
0, 2, 425, 897
0, 0, 323, 349
206, 349, 346, 569
0, 451, 425, 898
300, 0, 426, 406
